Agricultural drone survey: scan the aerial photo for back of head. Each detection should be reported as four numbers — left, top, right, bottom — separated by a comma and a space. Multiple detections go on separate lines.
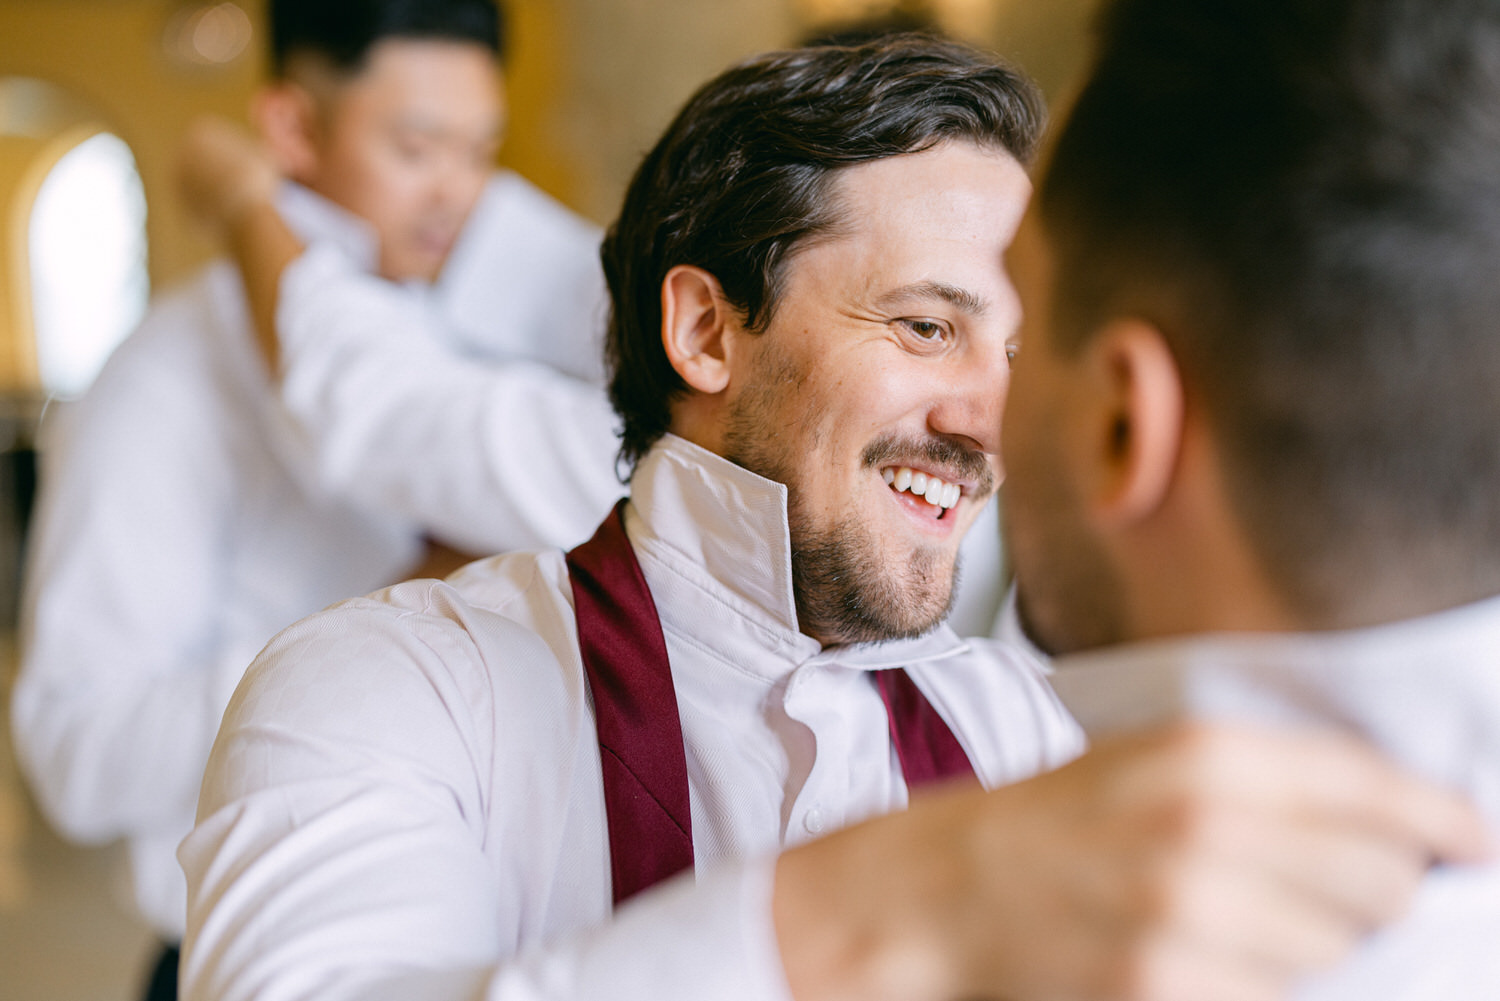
269, 0, 505, 76
602, 34, 1044, 469
1041, 0, 1500, 625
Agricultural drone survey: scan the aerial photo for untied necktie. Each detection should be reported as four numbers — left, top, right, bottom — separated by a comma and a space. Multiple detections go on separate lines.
565, 499, 978, 907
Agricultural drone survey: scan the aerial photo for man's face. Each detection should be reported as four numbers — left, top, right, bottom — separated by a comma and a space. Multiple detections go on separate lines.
302, 38, 503, 282
1001, 212, 1127, 655
720, 141, 1030, 645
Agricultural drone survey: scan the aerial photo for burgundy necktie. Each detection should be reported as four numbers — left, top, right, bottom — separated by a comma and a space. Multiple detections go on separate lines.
566, 500, 977, 907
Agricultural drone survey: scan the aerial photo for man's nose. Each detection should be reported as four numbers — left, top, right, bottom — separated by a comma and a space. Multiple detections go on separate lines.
927, 335, 1010, 458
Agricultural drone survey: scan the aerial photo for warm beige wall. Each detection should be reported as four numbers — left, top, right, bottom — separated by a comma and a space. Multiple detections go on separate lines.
996, 0, 1099, 104
549, 0, 801, 224
538, 0, 1100, 224
0, 134, 44, 390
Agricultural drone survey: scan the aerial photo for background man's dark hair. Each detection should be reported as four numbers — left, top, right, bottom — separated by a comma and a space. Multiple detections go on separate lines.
1041, 0, 1500, 623
602, 34, 1044, 470
269, 0, 505, 76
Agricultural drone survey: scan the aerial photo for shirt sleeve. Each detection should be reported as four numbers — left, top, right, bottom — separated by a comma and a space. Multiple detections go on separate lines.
179, 594, 796, 1001
10, 309, 250, 845
271, 244, 625, 556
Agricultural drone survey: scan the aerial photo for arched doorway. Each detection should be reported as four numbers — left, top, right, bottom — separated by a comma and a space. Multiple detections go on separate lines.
1, 77, 149, 401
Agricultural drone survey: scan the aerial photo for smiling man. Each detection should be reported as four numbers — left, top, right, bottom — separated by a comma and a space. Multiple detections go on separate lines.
178, 37, 1080, 1001
177, 32, 1486, 1001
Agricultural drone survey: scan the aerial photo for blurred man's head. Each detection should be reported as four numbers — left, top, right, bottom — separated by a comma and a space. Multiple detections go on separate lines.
602, 36, 1042, 645
257, 0, 507, 282
1004, 0, 1500, 655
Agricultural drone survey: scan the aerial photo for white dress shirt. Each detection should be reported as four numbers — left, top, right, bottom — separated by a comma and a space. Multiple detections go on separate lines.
179, 434, 1083, 1001
11, 172, 611, 939
1050, 598, 1500, 999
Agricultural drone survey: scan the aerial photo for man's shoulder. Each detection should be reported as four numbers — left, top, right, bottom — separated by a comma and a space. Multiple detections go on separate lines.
89, 260, 248, 384
1297, 862, 1500, 1000
306, 546, 574, 652
43, 261, 254, 454
235, 549, 581, 726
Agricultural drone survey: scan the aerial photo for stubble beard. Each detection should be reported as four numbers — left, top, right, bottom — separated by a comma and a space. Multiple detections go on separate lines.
790, 514, 958, 645
720, 354, 962, 647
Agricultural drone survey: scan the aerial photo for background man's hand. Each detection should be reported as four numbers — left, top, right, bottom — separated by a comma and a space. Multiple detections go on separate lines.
176, 115, 280, 233
774, 722, 1493, 1001
176, 115, 303, 371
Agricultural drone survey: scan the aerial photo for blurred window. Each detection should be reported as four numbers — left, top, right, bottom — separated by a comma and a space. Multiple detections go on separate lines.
28, 131, 149, 397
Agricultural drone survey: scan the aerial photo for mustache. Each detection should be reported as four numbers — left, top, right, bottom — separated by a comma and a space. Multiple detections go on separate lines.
861, 433, 995, 495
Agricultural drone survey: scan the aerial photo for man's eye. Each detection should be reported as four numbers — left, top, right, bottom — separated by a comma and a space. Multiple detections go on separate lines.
901, 319, 947, 342
1006, 343, 1020, 364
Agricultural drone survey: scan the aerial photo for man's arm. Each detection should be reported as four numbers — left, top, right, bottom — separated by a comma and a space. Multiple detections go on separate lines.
181, 595, 794, 1001
177, 119, 624, 555
177, 118, 296, 372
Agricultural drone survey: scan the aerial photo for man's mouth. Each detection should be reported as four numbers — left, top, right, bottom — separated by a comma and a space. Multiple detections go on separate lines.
414, 221, 463, 258
881, 465, 962, 519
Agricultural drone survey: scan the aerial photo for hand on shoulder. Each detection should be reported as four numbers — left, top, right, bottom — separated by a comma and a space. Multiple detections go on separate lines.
773, 721, 1492, 1001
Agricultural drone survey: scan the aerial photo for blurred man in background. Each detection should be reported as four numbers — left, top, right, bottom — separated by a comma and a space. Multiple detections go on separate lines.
10, 2, 619, 998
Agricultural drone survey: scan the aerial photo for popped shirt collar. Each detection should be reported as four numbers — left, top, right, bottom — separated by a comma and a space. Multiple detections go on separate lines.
625, 434, 970, 674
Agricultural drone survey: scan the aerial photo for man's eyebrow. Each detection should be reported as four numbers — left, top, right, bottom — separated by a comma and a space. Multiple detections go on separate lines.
391, 114, 500, 142
872, 281, 988, 315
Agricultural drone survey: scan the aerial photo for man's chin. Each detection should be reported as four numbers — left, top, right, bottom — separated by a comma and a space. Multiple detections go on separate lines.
795, 545, 959, 646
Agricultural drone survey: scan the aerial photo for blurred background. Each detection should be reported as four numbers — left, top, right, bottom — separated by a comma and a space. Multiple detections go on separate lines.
0, 1, 1096, 997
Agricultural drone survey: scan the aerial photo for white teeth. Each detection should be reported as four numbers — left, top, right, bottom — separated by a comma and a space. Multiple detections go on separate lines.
881, 466, 961, 509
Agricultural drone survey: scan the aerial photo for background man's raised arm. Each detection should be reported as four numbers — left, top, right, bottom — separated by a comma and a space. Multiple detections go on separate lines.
178, 119, 624, 554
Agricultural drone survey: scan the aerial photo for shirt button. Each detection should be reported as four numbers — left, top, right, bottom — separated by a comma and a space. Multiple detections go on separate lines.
803, 807, 827, 835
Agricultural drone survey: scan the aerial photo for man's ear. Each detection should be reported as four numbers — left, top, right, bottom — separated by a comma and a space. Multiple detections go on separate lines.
250, 84, 321, 182
660, 265, 735, 395
1086, 318, 1185, 525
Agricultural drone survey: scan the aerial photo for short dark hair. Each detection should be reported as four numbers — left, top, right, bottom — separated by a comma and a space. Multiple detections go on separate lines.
1041, 0, 1500, 619
602, 35, 1044, 470
269, 0, 505, 76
